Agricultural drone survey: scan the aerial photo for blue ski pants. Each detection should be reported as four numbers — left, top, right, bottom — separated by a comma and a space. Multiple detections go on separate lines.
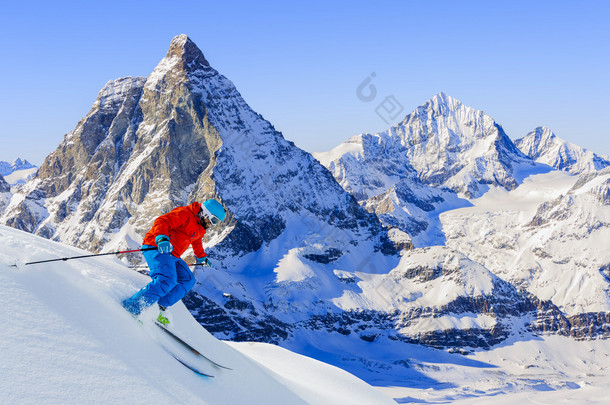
122, 245, 196, 315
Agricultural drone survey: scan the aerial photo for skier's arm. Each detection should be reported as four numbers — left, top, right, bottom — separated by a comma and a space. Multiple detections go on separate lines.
192, 238, 206, 258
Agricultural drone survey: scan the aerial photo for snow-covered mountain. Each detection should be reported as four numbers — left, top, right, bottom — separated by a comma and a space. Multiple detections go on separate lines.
316, 93, 538, 199
0, 158, 36, 176
442, 169, 610, 333
516, 126, 610, 174
1, 35, 393, 255
314, 93, 548, 246
327, 245, 561, 348
314, 92, 610, 344
0, 158, 37, 186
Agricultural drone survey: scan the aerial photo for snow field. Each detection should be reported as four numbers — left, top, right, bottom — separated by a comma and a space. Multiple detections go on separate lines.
378, 335, 610, 404
0, 225, 395, 405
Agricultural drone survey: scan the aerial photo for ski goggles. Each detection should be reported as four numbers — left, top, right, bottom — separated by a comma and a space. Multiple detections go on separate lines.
199, 206, 221, 226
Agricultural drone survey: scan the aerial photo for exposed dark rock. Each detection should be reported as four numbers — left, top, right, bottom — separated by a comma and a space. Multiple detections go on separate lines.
0, 175, 10, 193
399, 265, 443, 282
184, 291, 292, 345
304, 248, 343, 264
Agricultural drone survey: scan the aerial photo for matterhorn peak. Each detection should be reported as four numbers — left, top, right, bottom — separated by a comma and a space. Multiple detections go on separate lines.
166, 34, 210, 67
146, 34, 213, 89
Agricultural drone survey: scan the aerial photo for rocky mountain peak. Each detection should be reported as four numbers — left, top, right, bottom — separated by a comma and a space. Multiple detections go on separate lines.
315, 93, 544, 248
1, 32, 396, 271
0, 158, 36, 177
11, 158, 35, 170
167, 34, 210, 67
144, 34, 214, 95
516, 126, 555, 159
516, 127, 610, 174
320, 94, 536, 201
426, 92, 461, 111
534, 126, 554, 137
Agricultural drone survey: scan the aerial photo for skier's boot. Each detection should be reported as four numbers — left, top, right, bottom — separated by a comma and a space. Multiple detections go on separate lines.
157, 305, 170, 326
123, 297, 145, 325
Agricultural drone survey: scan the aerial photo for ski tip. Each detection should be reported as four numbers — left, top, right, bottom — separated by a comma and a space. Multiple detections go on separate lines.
174, 357, 215, 378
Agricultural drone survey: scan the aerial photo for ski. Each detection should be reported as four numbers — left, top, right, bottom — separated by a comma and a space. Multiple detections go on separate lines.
156, 344, 214, 378
172, 355, 215, 378
154, 321, 233, 370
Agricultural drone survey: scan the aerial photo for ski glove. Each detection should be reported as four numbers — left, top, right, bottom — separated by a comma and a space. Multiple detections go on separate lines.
196, 257, 211, 267
155, 235, 173, 254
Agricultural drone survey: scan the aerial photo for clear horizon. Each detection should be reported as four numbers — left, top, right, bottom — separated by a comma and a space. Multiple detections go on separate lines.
1, 0, 609, 166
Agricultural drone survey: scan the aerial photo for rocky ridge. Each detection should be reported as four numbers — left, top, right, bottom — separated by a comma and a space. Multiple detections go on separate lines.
316, 93, 537, 199
516, 126, 610, 174
314, 93, 547, 247
0, 158, 36, 177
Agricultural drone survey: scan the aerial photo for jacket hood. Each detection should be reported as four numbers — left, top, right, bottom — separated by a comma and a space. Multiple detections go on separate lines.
188, 201, 202, 216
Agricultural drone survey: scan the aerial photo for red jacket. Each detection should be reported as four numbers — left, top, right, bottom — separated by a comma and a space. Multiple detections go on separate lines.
143, 202, 207, 258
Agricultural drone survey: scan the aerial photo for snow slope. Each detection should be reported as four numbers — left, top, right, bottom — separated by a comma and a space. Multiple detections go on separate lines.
0, 225, 394, 405
379, 334, 610, 404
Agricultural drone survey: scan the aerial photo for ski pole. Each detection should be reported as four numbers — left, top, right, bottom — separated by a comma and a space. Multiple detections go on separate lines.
24, 248, 158, 266
128, 262, 208, 270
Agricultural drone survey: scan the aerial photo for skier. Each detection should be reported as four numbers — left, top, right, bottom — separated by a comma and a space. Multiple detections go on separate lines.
122, 199, 226, 325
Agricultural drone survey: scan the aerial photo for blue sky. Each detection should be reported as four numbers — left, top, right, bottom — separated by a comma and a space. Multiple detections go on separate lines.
1, 0, 609, 165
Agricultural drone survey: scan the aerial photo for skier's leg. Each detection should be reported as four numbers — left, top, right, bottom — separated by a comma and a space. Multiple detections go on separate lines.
157, 258, 195, 308
122, 246, 179, 315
